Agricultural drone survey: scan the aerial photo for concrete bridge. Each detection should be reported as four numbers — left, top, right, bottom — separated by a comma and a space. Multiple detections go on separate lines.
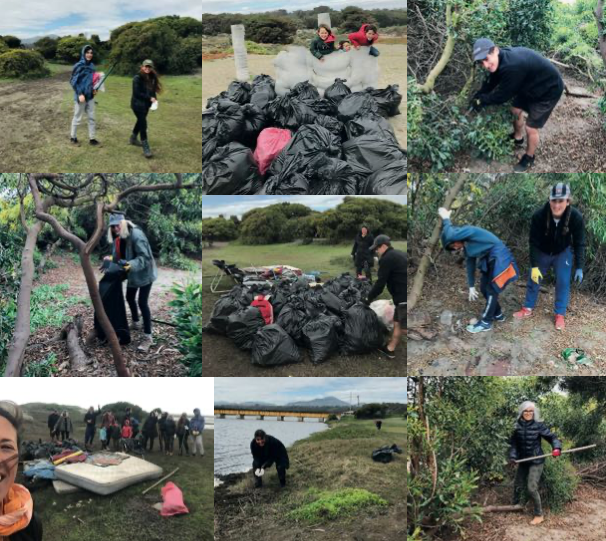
214, 408, 334, 423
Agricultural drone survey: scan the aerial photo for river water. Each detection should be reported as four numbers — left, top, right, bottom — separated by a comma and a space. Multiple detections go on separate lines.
214, 417, 329, 485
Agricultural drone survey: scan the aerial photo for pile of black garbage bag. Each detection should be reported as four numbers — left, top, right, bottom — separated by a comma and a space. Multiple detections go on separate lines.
372, 444, 403, 463
203, 273, 390, 366
21, 439, 82, 461
203, 75, 406, 195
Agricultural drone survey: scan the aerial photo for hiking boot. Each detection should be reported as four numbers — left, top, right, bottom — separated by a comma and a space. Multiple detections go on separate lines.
131, 319, 142, 330
514, 154, 535, 172
89, 139, 101, 146
530, 516, 544, 525
377, 346, 396, 359
130, 133, 142, 147
494, 312, 506, 322
70, 137, 80, 146
142, 140, 153, 159
466, 320, 492, 334
555, 315, 565, 331
510, 133, 524, 146
138, 333, 154, 352
513, 307, 533, 319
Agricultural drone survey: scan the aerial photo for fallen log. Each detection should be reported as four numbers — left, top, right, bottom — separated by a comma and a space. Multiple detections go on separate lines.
61, 315, 90, 370
478, 505, 524, 513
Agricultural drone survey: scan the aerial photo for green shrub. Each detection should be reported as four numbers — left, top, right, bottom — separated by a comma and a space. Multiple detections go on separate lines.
34, 36, 59, 60
538, 447, 580, 513
0, 50, 50, 79
56, 36, 90, 63
245, 16, 298, 44
169, 36, 201, 73
0, 39, 8, 56
169, 282, 202, 376
23, 353, 58, 377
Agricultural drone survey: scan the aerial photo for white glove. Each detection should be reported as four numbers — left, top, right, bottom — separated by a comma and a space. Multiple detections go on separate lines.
468, 287, 479, 302
438, 207, 452, 220
254, 468, 265, 477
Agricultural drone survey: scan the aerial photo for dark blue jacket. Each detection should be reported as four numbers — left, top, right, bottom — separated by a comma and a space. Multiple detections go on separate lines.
70, 45, 95, 102
508, 419, 562, 466
441, 220, 519, 292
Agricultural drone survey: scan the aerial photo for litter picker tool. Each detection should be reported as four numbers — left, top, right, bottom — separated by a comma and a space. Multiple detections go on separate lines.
514, 444, 597, 464
94, 63, 117, 91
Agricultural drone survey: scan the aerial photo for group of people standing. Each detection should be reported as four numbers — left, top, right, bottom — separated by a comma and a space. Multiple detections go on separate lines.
47, 406, 205, 457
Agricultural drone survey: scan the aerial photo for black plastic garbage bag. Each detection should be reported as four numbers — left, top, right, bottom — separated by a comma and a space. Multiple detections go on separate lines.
302, 314, 341, 364
344, 114, 397, 144
267, 95, 317, 131
305, 98, 335, 116
227, 80, 252, 104
202, 142, 263, 195
372, 444, 403, 463
240, 104, 267, 147
226, 307, 266, 350
202, 108, 218, 144
250, 75, 276, 111
203, 99, 245, 146
339, 303, 387, 354
252, 74, 275, 87
339, 285, 363, 308
343, 134, 405, 174
251, 324, 302, 366
324, 78, 352, 107
365, 85, 402, 117
306, 154, 360, 195
206, 91, 229, 110
288, 81, 320, 101
259, 154, 309, 195
94, 261, 131, 345
269, 124, 341, 176
203, 292, 243, 334
202, 137, 218, 163
269, 286, 288, 317
360, 159, 407, 195
319, 290, 347, 315
337, 92, 379, 123
275, 304, 309, 344
314, 115, 344, 138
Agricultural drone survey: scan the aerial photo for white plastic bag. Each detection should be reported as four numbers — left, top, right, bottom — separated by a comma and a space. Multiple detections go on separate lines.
370, 300, 395, 330
150, 101, 158, 111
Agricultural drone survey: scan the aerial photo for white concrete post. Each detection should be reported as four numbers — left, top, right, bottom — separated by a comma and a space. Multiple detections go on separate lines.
317, 13, 332, 30
230, 24, 249, 82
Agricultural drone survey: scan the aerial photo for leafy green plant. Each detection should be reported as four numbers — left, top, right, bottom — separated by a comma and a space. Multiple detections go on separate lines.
23, 353, 58, 377
169, 282, 202, 376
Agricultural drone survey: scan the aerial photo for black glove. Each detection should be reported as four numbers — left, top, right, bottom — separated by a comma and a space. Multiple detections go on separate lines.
469, 97, 484, 112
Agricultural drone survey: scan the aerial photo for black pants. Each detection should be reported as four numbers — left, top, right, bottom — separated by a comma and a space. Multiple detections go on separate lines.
479, 261, 502, 324
178, 434, 189, 455
60, 431, 69, 440
126, 284, 152, 334
143, 434, 156, 451
159, 431, 166, 452
164, 433, 174, 453
355, 258, 373, 281
132, 108, 149, 141
85, 425, 96, 445
253, 460, 287, 487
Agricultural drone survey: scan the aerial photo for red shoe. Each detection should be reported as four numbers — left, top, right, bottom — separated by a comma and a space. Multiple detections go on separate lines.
555, 315, 565, 331
513, 307, 533, 319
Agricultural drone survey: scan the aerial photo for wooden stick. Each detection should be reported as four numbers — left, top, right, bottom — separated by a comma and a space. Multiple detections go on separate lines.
142, 467, 180, 495
514, 444, 597, 464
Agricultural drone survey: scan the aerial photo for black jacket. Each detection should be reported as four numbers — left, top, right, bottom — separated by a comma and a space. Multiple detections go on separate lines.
143, 416, 158, 437
47, 413, 59, 430
10, 512, 42, 541
508, 418, 562, 465
84, 408, 101, 428
479, 47, 564, 106
250, 435, 290, 468
165, 418, 176, 437
529, 203, 586, 270
131, 74, 157, 113
351, 232, 375, 265
367, 247, 407, 306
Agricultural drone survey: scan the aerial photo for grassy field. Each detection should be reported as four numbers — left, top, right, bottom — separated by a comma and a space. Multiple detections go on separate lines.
17, 403, 213, 541
214, 416, 405, 540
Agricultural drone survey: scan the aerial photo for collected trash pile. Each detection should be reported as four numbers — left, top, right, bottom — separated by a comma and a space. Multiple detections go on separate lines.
21, 439, 82, 461
203, 74, 406, 195
372, 444, 403, 463
203, 273, 391, 365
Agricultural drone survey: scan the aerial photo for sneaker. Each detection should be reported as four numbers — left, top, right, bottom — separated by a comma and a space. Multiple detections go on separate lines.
137, 333, 154, 352
131, 319, 142, 330
555, 315, 565, 331
513, 307, 533, 319
510, 133, 524, 146
514, 154, 535, 172
377, 346, 396, 359
466, 321, 492, 334
89, 139, 101, 146
494, 313, 506, 322
70, 137, 80, 146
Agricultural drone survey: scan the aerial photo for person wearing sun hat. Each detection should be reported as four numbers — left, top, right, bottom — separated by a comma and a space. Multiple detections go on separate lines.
130, 59, 162, 158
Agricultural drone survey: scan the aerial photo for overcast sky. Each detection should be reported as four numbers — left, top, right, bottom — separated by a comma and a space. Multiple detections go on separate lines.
202, 0, 406, 15
2, 378, 214, 415
2, 1, 202, 40
215, 377, 406, 404
202, 195, 407, 218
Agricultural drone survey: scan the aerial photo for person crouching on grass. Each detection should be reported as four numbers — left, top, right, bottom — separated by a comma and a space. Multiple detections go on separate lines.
439, 207, 519, 334
70, 44, 100, 146
310, 24, 336, 62
131, 59, 161, 159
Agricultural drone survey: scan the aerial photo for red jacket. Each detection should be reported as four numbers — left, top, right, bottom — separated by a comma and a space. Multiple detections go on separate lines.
348, 24, 379, 47
122, 425, 133, 438
251, 295, 274, 325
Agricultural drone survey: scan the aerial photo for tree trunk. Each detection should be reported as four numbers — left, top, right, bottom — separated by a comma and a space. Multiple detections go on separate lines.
61, 315, 89, 370
419, 3, 456, 93
38, 238, 61, 273
3, 221, 43, 377
596, 1, 606, 70
407, 176, 467, 313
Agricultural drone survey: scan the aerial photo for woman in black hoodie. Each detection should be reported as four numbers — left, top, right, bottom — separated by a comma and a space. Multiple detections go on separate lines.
130, 59, 162, 159
351, 225, 375, 281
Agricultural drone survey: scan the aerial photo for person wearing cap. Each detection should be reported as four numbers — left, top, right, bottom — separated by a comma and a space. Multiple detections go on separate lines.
103, 212, 158, 351
351, 224, 375, 281
131, 59, 162, 159
438, 207, 519, 334
513, 183, 586, 331
365, 234, 407, 357
470, 38, 564, 172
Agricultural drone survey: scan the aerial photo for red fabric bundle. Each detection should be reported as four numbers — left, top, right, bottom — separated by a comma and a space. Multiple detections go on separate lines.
161, 482, 189, 517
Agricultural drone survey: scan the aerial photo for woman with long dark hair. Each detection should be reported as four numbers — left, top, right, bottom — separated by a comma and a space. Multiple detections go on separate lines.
130, 59, 162, 159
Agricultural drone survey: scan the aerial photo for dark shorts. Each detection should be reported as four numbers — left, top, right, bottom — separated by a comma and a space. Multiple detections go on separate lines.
512, 91, 563, 129
396, 303, 406, 326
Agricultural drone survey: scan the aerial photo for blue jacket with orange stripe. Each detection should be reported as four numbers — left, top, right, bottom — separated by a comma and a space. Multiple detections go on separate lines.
441, 220, 519, 292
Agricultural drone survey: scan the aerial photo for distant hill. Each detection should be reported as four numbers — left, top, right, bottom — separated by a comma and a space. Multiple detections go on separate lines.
21, 35, 60, 45
286, 397, 350, 407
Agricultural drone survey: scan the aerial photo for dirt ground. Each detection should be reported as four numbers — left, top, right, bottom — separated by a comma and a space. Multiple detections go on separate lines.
452, 73, 606, 173
407, 258, 606, 376
202, 44, 406, 149
21, 253, 201, 377
452, 484, 606, 541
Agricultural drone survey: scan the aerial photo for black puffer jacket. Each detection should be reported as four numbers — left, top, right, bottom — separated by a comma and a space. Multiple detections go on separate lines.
351, 231, 375, 266
508, 418, 562, 465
